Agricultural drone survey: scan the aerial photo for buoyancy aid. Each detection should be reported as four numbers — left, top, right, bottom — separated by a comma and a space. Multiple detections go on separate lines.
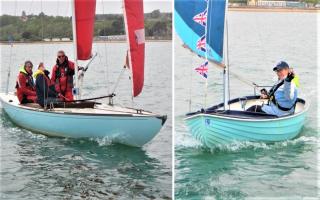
34, 69, 58, 106
51, 56, 74, 96
15, 66, 36, 103
34, 69, 52, 87
268, 75, 300, 112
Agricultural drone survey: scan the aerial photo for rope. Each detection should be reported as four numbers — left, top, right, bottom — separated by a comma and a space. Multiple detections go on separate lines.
229, 71, 257, 87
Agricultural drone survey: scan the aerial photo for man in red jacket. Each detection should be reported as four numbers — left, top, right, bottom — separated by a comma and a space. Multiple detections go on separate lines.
15, 60, 37, 104
51, 50, 75, 101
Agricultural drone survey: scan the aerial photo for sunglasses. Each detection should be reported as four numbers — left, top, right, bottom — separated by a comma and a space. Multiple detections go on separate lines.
58, 55, 65, 58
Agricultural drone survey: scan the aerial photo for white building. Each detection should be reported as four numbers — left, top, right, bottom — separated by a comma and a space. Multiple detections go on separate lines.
257, 0, 286, 7
61, 38, 71, 41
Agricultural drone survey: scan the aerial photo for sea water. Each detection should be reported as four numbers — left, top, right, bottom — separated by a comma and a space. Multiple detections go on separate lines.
0, 41, 172, 199
175, 11, 318, 199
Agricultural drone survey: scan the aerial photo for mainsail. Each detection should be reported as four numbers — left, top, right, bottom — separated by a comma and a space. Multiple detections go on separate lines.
74, 0, 96, 60
175, 0, 226, 64
123, 0, 145, 97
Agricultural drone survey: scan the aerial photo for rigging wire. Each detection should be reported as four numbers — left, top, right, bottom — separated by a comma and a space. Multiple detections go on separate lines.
111, 66, 126, 95
39, 0, 47, 108
101, 0, 110, 96
5, 0, 18, 94
40, 0, 44, 61
5, 39, 14, 94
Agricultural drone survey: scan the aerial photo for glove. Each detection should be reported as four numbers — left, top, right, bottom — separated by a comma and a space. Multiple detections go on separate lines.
68, 69, 75, 76
285, 72, 294, 82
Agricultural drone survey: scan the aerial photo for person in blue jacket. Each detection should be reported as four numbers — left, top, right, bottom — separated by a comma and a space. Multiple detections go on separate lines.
247, 61, 299, 117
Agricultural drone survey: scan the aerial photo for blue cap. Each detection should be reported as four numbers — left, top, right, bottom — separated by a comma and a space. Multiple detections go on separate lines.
273, 61, 289, 71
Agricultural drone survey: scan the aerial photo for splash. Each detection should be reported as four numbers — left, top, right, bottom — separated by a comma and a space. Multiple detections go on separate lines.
176, 134, 319, 153
90, 137, 113, 146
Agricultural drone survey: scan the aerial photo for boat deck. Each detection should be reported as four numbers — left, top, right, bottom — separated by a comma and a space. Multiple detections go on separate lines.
186, 96, 307, 120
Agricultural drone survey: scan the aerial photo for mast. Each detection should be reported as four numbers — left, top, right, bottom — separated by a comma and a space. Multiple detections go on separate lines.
204, 0, 210, 108
71, 0, 80, 100
122, 0, 134, 98
223, 0, 229, 110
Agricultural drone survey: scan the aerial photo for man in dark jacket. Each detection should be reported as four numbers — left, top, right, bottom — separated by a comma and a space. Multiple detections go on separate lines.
34, 63, 61, 107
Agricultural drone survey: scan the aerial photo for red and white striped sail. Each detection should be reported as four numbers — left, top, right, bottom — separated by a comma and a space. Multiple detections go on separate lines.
74, 0, 96, 60
123, 0, 145, 97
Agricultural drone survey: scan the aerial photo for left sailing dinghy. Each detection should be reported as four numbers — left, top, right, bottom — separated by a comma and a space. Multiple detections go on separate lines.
0, 0, 167, 147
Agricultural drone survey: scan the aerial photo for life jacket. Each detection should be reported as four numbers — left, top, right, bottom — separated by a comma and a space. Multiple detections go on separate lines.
15, 66, 36, 103
268, 75, 300, 112
51, 58, 74, 95
16, 66, 34, 88
34, 69, 52, 87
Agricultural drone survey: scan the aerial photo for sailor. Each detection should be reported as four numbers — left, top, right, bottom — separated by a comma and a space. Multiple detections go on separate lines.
248, 61, 299, 117
51, 50, 75, 101
15, 60, 37, 104
34, 62, 61, 107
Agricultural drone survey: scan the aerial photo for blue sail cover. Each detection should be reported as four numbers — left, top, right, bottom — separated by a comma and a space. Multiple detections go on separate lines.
175, 0, 226, 63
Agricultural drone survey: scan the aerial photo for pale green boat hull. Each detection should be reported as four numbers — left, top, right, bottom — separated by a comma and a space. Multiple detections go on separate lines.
185, 96, 308, 148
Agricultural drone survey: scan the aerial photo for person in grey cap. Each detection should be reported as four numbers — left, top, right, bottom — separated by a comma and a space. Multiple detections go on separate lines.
247, 61, 299, 116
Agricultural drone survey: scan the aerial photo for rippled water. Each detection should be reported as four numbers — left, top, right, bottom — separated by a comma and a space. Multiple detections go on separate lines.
0, 42, 172, 199
175, 11, 318, 199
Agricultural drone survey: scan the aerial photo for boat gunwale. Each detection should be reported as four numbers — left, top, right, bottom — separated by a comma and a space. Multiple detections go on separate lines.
0, 94, 165, 119
185, 96, 309, 122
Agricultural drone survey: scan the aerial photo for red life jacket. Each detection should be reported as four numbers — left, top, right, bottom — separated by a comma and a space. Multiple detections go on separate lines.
15, 70, 37, 103
51, 60, 75, 96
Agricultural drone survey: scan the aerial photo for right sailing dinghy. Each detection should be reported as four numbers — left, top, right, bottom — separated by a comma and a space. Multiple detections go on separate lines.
175, 0, 308, 148
0, 0, 167, 147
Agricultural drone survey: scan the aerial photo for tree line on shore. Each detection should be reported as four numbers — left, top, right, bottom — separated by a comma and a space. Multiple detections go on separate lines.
229, 0, 319, 5
0, 9, 172, 42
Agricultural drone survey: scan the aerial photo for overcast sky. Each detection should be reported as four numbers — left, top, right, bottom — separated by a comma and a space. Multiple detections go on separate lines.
0, 0, 172, 16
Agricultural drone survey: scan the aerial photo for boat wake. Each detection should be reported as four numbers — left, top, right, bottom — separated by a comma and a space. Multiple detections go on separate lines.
176, 133, 319, 153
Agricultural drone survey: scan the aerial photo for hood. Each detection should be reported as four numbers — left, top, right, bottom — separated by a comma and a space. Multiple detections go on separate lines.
19, 66, 28, 75
33, 69, 44, 78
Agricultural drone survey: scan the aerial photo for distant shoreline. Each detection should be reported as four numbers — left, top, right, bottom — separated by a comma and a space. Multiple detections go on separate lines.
229, 6, 319, 13
0, 40, 171, 45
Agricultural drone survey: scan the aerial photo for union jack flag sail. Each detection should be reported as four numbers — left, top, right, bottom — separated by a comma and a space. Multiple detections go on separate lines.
175, 0, 226, 64
123, 0, 145, 97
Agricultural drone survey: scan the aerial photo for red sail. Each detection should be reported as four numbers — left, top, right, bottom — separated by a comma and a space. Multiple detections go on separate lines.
74, 0, 96, 60
123, 0, 145, 97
